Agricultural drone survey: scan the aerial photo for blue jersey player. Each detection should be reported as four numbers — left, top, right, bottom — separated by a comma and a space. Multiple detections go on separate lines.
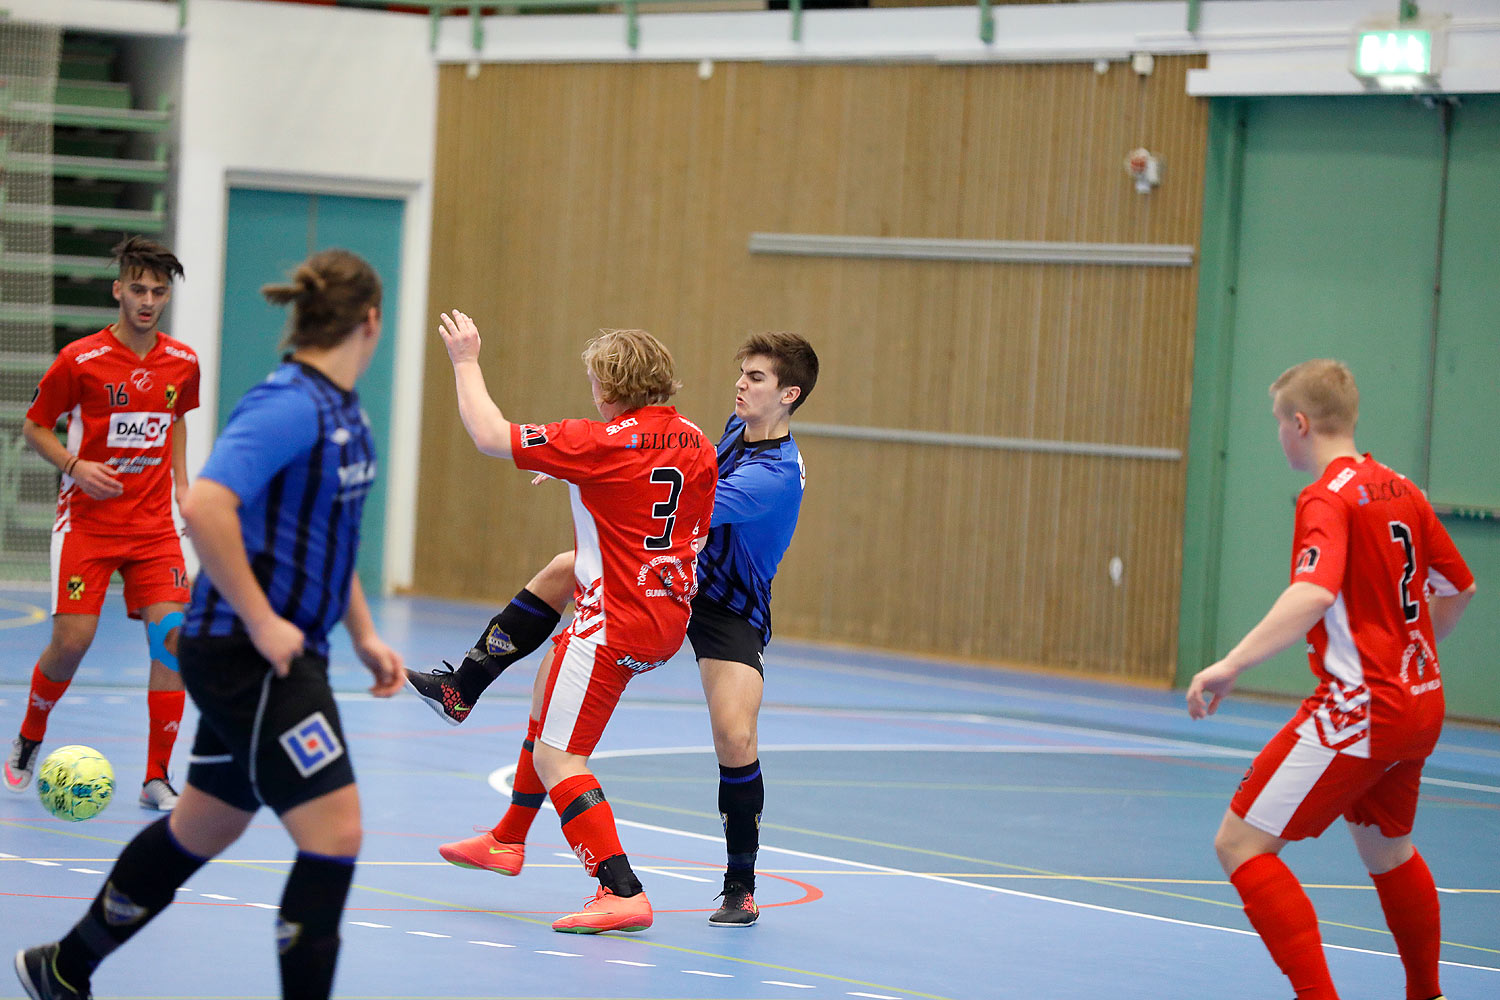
16, 250, 405, 1000
407, 332, 819, 925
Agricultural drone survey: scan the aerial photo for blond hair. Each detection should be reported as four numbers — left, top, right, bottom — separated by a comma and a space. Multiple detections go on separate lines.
582, 329, 681, 411
1269, 359, 1359, 436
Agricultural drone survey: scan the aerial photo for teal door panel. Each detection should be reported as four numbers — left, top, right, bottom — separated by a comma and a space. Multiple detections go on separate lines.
305, 194, 403, 598
1429, 97, 1500, 509
218, 189, 312, 432
1214, 97, 1445, 697
219, 188, 403, 596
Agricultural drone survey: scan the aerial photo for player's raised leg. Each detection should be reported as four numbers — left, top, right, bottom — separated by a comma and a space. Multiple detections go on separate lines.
405, 551, 571, 724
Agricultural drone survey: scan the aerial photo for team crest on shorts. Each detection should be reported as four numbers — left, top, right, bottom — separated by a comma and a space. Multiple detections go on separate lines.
67, 576, 85, 600
278, 712, 345, 778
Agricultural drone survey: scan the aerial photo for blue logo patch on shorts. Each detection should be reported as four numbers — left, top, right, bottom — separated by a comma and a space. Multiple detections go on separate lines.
278, 712, 345, 778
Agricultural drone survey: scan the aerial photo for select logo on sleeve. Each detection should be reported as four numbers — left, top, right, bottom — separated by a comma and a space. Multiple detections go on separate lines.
278, 712, 345, 778
107, 411, 172, 448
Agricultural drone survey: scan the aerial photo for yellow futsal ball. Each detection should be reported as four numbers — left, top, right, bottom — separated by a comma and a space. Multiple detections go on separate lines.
36, 745, 115, 822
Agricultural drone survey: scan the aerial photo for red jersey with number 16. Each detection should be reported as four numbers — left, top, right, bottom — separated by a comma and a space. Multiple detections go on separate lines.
1289, 454, 1472, 761
27, 328, 200, 537
511, 405, 717, 660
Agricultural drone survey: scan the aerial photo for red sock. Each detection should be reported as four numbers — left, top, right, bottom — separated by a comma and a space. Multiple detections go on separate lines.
20, 664, 71, 742
491, 718, 546, 844
1372, 850, 1442, 1000
1230, 854, 1339, 1000
145, 690, 185, 782
548, 772, 623, 877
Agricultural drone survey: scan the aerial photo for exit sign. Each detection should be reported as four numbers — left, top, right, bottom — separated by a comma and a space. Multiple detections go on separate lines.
1351, 24, 1445, 87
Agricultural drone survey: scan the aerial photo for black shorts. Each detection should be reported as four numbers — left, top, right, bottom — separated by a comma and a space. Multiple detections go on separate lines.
686, 597, 765, 675
180, 636, 354, 816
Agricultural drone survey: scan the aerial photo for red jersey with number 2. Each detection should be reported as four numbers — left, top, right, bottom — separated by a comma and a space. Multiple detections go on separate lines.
27, 328, 200, 537
511, 405, 717, 659
1289, 454, 1473, 761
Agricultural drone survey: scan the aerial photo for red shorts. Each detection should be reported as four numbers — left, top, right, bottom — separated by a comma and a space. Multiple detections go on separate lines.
1230, 715, 1425, 840
51, 527, 188, 618
536, 629, 672, 757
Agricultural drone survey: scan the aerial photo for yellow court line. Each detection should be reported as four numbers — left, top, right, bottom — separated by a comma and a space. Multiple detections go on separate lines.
0, 596, 48, 629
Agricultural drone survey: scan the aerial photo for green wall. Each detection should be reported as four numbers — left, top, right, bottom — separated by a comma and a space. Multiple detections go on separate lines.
1180, 95, 1499, 722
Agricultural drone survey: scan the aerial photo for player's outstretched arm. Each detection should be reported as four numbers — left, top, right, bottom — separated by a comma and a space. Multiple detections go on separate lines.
1430, 581, 1477, 642
1186, 580, 1334, 719
438, 309, 513, 459
182, 478, 305, 676
344, 574, 405, 697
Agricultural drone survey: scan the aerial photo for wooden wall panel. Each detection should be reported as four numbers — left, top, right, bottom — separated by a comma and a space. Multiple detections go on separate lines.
416, 56, 1208, 683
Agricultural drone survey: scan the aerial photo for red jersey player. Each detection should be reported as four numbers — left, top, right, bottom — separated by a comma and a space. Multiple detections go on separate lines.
3, 237, 200, 811
437, 309, 716, 934
1187, 359, 1476, 1000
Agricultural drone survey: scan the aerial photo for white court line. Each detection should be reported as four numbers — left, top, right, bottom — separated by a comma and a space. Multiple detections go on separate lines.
246, 902, 278, 909
536, 950, 581, 957
636, 865, 713, 883
348, 921, 389, 928
199, 893, 236, 900
607, 817, 1500, 973
470, 940, 515, 948
684, 970, 733, 978
608, 959, 655, 967
68, 868, 101, 875
407, 931, 449, 938
764, 981, 815, 989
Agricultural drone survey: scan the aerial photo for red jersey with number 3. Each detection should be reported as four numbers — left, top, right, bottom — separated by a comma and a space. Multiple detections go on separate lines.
511, 405, 717, 659
1289, 454, 1473, 760
27, 328, 200, 536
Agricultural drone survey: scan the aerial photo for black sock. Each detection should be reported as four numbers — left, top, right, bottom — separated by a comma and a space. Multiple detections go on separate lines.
719, 760, 763, 894
56, 816, 209, 986
454, 588, 562, 702
596, 854, 644, 898
277, 851, 355, 1000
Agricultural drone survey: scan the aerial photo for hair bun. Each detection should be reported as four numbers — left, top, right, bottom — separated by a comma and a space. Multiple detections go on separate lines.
296, 267, 329, 298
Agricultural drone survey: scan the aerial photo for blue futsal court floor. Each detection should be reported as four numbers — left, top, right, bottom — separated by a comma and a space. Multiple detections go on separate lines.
1, 586, 1497, 999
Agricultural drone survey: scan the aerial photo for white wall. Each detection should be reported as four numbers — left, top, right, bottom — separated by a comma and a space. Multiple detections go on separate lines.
8, 0, 437, 592
174, 0, 436, 592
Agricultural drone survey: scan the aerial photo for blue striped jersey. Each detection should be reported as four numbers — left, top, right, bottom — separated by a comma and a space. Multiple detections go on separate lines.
183, 361, 376, 657
694, 415, 805, 642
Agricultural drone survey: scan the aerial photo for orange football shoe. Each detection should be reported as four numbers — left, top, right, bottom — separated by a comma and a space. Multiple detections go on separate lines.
551, 886, 653, 934
437, 831, 525, 876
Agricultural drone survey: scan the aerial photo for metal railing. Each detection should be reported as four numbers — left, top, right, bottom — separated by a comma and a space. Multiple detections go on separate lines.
166, 0, 1206, 55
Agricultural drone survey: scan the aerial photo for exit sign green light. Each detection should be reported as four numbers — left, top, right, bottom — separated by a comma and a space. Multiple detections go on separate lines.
1353, 29, 1434, 78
